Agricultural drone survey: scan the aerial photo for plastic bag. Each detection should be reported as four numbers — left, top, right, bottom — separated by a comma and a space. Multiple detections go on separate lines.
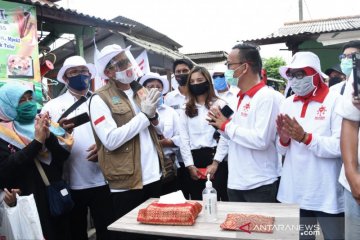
0, 194, 44, 240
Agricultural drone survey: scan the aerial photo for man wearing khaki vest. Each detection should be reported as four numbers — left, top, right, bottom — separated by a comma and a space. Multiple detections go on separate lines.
89, 44, 165, 221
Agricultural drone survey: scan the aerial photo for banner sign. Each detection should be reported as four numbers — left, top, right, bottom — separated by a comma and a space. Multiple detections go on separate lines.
0, 1, 42, 106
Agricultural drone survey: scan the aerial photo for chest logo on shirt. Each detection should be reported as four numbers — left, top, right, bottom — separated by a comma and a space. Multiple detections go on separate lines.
240, 103, 250, 117
315, 105, 327, 120
112, 96, 121, 105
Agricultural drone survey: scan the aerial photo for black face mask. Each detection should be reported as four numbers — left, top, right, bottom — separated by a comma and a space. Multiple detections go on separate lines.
189, 81, 210, 96
328, 76, 343, 88
175, 74, 188, 86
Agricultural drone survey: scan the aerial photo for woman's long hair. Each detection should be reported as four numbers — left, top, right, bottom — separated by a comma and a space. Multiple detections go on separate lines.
185, 66, 217, 118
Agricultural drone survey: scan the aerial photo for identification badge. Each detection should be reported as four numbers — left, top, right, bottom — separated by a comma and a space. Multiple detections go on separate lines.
60, 188, 69, 196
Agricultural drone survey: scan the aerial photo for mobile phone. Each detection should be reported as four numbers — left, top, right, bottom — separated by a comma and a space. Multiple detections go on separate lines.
64, 112, 90, 128
353, 52, 360, 100
220, 105, 234, 119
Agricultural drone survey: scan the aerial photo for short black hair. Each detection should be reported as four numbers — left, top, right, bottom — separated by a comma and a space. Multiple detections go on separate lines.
172, 59, 194, 73
232, 43, 262, 77
342, 40, 360, 52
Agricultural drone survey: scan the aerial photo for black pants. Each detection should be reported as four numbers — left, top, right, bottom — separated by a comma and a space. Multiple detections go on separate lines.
227, 179, 279, 203
187, 147, 227, 201
300, 209, 344, 240
69, 185, 113, 240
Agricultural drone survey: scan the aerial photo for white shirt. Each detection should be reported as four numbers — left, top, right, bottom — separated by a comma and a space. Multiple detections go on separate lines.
335, 73, 360, 192
277, 90, 344, 214
214, 84, 280, 190
216, 89, 238, 112
157, 104, 181, 157
330, 81, 346, 95
164, 88, 186, 115
179, 101, 220, 167
42, 91, 106, 190
89, 88, 161, 191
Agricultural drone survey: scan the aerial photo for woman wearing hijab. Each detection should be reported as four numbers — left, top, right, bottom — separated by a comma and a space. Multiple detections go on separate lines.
0, 83, 71, 240
179, 66, 227, 200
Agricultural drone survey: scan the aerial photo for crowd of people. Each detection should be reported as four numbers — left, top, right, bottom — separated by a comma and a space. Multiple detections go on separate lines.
1, 40, 360, 240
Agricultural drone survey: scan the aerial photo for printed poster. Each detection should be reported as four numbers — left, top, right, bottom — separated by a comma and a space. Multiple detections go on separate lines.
0, 1, 42, 106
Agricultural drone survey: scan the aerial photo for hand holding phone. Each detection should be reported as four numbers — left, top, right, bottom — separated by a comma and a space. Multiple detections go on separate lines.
63, 112, 90, 128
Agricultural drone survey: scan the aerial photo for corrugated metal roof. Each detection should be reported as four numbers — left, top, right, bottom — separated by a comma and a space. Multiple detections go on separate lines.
186, 51, 228, 60
113, 16, 181, 50
7, 0, 134, 29
244, 15, 360, 44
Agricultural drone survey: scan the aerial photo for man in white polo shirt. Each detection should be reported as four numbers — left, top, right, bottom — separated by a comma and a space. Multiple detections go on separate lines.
207, 43, 280, 203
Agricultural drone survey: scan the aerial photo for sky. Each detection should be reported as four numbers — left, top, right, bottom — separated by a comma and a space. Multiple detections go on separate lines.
58, 0, 360, 62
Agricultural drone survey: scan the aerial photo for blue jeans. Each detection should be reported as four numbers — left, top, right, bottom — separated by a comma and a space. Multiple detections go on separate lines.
345, 188, 360, 239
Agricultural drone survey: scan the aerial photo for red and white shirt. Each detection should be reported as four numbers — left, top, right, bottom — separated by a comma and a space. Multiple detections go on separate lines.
277, 89, 344, 214
214, 81, 280, 190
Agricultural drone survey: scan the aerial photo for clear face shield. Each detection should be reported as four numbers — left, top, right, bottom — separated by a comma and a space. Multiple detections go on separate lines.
107, 48, 143, 83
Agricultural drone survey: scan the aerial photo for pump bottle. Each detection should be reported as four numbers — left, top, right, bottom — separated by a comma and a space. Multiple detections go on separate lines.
202, 174, 217, 222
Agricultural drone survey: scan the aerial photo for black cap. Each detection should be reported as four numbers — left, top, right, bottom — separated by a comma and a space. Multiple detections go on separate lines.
325, 64, 344, 76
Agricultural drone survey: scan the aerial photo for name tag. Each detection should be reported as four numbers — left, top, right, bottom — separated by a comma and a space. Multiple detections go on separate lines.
171, 105, 180, 110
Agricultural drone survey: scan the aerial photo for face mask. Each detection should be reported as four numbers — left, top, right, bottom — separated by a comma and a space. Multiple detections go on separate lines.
328, 76, 343, 87
157, 94, 164, 108
67, 74, 90, 91
189, 81, 210, 96
290, 75, 316, 96
224, 64, 244, 86
175, 74, 188, 86
340, 58, 352, 77
115, 67, 135, 84
15, 100, 37, 123
213, 76, 228, 91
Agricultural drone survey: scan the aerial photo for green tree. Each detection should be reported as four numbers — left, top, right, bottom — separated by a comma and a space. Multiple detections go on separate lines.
263, 56, 286, 80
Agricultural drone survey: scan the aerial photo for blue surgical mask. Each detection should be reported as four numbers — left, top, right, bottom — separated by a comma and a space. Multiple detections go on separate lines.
290, 75, 316, 96
157, 94, 164, 108
224, 64, 244, 86
340, 58, 353, 77
68, 74, 90, 91
213, 76, 228, 91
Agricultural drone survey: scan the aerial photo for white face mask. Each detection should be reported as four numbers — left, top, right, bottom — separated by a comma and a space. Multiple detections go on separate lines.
290, 74, 316, 96
115, 67, 135, 84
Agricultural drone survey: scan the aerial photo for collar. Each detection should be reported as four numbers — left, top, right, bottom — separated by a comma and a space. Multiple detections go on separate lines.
293, 82, 329, 103
237, 81, 265, 99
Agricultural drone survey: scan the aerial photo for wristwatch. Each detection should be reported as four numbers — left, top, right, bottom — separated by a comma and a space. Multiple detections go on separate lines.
148, 112, 159, 121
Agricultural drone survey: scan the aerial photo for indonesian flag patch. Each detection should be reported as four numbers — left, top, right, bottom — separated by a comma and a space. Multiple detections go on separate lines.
94, 115, 105, 125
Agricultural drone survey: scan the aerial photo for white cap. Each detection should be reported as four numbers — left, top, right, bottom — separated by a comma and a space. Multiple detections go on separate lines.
279, 52, 328, 80
213, 64, 227, 75
57, 56, 96, 84
139, 72, 169, 94
96, 44, 131, 79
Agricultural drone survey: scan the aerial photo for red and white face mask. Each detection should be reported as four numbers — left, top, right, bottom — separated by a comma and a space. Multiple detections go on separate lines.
115, 66, 135, 84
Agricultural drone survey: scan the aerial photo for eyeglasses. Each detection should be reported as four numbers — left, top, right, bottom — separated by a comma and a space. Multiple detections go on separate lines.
106, 58, 130, 71
65, 69, 90, 77
225, 62, 244, 69
339, 53, 354, 61
286, 70, 307, 80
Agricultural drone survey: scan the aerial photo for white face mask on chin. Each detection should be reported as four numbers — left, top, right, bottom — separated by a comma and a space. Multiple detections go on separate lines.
115, 67, 135, 84
290, 75, 316, 96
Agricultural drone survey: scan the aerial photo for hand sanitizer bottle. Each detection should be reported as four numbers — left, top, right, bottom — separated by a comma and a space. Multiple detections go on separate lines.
202, 174, 217, 222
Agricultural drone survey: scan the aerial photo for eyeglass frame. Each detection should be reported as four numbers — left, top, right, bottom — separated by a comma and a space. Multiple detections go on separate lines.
106, 57, 131, 71
65, 68, 90, 78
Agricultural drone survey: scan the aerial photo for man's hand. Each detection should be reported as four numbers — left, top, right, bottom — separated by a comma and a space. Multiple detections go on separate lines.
4, 188, 21, 207
188, 165, 200, 181
206, 161, 219, 179
207, 106, 228, 129
59, 118, 75, 134
276, 114, 291, 144
86, 144, 98, 162
141, 88, 161, 118
347, 172, 360, 204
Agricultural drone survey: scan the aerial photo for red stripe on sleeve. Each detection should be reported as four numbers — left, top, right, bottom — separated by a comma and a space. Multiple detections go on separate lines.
94, 115, 105, 125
